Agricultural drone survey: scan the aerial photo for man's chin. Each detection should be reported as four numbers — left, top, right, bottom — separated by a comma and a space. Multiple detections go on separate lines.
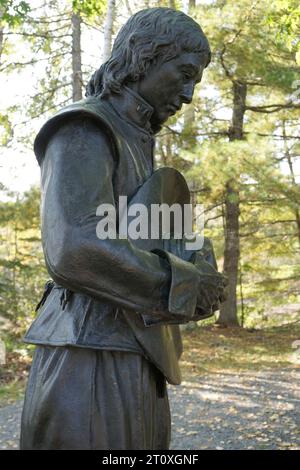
150, 112, 169, 133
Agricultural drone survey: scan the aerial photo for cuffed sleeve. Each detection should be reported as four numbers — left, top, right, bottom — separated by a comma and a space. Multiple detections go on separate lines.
151, 249, 199, 320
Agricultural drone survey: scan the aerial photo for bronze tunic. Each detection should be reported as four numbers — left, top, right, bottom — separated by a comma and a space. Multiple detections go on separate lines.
24, 87, 204, 385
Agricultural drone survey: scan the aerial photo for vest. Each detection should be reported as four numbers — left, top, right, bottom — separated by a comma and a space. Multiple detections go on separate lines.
25, 95, 185, 385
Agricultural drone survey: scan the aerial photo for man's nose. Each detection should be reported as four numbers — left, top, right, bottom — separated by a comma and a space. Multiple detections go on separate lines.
179, 82, 195, 104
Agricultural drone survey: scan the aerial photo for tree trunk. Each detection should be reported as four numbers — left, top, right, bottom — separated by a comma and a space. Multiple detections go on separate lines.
183, 0, 198, 127
282, 121, 300, 247
183, 103, 195, 132
217, 81, 247, 327
182, 0, 197, 141
103, 0, 115, 62
71, 12, 82, 102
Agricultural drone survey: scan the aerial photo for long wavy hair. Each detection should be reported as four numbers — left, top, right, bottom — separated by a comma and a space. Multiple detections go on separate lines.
86, 7, 211, 98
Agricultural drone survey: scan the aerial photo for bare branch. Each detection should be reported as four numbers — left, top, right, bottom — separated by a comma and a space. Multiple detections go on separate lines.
0, 51, 69, 72
246, 102, 300, 113
3, 31, 71, 39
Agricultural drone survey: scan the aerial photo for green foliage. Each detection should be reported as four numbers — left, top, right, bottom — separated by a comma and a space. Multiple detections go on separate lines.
266, 0, 300, 64
72, 0, 106, 18
0, 0, 30, 27
0, 112, 13, 145
162, 0, 300, 326
0, 187, 47, 338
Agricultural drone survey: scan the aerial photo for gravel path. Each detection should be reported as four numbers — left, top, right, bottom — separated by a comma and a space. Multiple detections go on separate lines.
170, 368, 300, 450
1, 368, 299, 450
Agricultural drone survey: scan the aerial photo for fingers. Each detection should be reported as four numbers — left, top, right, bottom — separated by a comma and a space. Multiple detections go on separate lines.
196, 274, 227, 313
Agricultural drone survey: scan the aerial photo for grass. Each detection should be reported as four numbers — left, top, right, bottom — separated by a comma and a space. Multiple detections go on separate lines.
180, 322, 300, 379
0, 350, 32, 408
0, 379, 26, 407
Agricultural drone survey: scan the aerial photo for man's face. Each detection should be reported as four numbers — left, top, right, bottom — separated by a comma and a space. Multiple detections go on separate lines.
136, 51, 208, 128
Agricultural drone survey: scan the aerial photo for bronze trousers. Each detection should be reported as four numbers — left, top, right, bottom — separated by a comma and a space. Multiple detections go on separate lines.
20, 346, 171, 450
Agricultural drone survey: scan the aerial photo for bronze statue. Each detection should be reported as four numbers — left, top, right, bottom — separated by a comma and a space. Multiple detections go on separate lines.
20, 7, 226, 450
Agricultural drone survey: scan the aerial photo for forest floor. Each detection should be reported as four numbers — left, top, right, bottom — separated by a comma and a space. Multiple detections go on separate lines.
0, 323, 300, 450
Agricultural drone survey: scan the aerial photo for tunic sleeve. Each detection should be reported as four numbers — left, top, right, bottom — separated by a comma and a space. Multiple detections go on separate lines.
40, 116, 201, 321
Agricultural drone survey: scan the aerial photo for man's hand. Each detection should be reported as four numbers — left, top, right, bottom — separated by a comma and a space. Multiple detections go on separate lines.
193, 260, 227, 320
191, 238, 228, 321
151, 236, 227, 325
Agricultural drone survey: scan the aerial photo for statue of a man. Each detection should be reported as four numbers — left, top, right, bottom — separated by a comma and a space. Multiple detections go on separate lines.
20, 7, 226, 450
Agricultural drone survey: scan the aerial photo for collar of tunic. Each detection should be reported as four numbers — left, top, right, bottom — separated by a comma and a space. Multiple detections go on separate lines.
107, 86, 154, 134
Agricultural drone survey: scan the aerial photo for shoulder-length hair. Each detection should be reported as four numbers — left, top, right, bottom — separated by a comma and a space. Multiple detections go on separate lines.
86, 7, 211, 98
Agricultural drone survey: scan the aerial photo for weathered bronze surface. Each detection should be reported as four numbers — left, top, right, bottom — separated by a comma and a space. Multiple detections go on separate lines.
20, 7, 225, 450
